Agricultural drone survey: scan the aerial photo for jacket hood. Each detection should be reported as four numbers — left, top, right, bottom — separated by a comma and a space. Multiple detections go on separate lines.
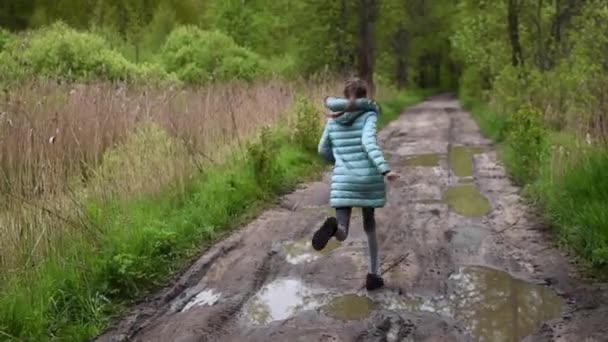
325, 97, 380, 125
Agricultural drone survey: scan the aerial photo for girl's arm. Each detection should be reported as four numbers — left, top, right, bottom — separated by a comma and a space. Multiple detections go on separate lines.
318, 122, 335, 163
362, 114, 390, 175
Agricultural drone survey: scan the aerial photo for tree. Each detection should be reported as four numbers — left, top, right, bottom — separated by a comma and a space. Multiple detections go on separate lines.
357, 0, 378, 94
0, 0, 35, 30
507, 0, 524, 67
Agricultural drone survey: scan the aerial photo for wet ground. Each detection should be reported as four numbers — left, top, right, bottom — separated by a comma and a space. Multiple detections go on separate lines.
96, 95, 608, 342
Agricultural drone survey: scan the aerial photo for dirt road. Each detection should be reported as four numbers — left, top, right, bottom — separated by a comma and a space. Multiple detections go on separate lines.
97, 95, 608, 342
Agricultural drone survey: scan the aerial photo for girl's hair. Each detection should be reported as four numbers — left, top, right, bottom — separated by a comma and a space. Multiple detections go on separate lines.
343, 77, 368, 99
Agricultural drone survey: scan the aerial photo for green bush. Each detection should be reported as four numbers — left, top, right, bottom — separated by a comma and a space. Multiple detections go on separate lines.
18, 23, 142, 82
458, 67, 485, 107
247, 127, 283, 192
161, 26, 269, 84
0, 51, 25, 85
0, 28, 13, 53
504, 105, 546, 185
292, 96, 321, 152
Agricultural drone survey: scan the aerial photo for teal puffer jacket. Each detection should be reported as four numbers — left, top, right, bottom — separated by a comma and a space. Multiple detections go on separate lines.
318, 97, 391, 208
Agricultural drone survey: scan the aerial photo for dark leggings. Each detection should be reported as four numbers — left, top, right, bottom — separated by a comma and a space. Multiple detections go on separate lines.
334, 207, 379, 275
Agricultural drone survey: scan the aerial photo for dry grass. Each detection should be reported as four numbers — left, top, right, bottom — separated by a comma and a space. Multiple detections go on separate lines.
0, 78, 341, 280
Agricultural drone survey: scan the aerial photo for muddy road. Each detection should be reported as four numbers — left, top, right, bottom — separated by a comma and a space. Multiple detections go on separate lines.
97, 96, 608, 342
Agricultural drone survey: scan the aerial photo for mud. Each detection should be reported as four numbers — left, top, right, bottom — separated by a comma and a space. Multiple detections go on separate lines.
96, 94, 608, 342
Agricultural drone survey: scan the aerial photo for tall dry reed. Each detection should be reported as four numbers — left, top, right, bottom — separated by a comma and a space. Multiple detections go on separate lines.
0, 78, 341, 280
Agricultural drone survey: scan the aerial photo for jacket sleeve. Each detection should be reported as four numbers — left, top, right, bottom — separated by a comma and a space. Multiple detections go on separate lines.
362, 114, 390, 174
318, 122, 335, 163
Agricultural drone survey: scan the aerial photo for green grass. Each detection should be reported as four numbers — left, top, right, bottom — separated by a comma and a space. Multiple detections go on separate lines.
466, 99, 509, 143
0, 91, 424, 341
464, 98, 608, 275
531, 145, 608, 269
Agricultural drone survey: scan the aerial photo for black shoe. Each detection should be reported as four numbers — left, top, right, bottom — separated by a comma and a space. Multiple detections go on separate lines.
312, 217, 338, 251
366, 273, 384, 291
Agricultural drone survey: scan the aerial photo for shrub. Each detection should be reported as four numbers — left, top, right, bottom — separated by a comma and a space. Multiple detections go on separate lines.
247, 126, 283, 192
20, 22, 141, 82
161, 26, 268, 84
504, 105, 546, 185
0, 28, 13, 53
0, 51, 25, 85
291, 96, 321, 152
458, 67, 485, 107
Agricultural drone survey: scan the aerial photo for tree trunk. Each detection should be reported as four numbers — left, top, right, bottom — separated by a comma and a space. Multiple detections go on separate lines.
357, 0, 378, 95
393, 27, 408, 89
334, 0, 348, 72
535, 0, 546, 70
507, 0, 524, 67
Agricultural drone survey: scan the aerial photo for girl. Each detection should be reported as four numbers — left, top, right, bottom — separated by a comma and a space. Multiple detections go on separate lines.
313, 78, 399, 291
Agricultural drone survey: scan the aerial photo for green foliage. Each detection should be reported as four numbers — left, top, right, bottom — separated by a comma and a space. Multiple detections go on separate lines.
292, 96, 321, 152
466, 100, 508, 143
161, 26, 268, 84
247, 127, 284, 192
0, 28, 13, 52
21, 22, 140, 82
532, 144, 608, 269
458, 67, 485, 106
504, 106, 546, 185
0, 122, 324, 341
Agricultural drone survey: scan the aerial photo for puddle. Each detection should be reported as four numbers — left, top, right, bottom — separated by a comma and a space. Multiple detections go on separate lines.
445, 225, 490, 249
424, 266, 563, 342
283, 237, 341, 264
321, 294, 375, 321
373, 266, 563, 341
445, 184, 491, 217
181, 289, 221, 312
449, 146, 485, 178
405, 154, 441, 167
242, 278, 324, 325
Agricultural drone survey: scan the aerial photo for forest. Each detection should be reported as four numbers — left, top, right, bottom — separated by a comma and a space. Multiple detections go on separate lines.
0, 0, 607, 340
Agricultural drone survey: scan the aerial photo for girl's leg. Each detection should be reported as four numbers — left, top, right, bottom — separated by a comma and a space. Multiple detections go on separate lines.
362, 207, 379, 275
334, 207, 352, 241
312, 207, 351, 251
363, 207, 384, 291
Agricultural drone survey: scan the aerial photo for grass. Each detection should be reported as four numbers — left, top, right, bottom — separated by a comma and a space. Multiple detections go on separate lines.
0, 80, 424, 341
465, 98, 608, 275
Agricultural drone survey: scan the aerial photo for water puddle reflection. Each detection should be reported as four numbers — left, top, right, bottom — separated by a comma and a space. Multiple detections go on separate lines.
445, 184, 491, 217
321, 294, 375, 321
242, 278, 324, 325
283, 237, 341, 265
405, 154, 441, 167
240, 266, 562, 339
181, 289, 221, 312
385, 266, 563, 341
449, 146, 485, 178
432, 266, 563, 341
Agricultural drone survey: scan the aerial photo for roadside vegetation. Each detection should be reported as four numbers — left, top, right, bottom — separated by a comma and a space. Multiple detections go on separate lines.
452, 0, 608, 274
1, 0, 607, 340
0, 1, 438, 340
